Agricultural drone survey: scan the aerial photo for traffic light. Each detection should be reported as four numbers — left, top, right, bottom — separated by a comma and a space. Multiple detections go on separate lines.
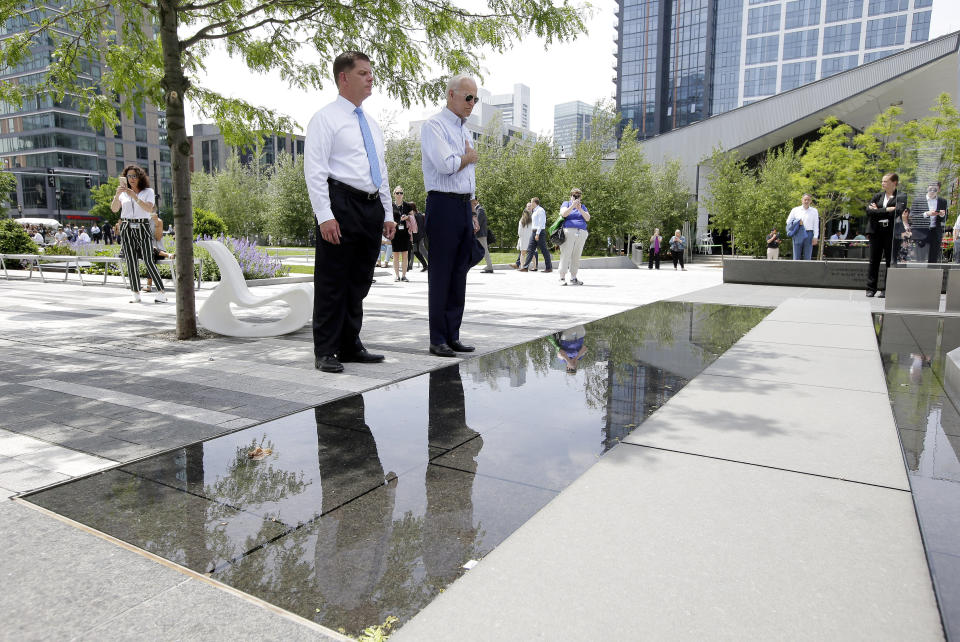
47, 175, 55, 187
84, 176, 92, 189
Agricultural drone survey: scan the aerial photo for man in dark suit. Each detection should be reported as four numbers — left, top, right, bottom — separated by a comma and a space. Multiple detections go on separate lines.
865, 172, 909, 298
304, 51, 396, 373
921, 182, 948, 263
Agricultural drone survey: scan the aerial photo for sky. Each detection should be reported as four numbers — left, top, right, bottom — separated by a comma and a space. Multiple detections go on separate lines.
183, 2, 960, 140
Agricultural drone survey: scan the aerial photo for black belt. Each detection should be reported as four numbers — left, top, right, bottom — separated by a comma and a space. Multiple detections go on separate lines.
428, 191, 471, 202
328, 178, 379, 201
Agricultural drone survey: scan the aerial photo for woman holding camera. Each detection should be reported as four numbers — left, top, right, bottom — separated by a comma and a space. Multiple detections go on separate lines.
557, 187, 590, 285
111, 164, 166, 303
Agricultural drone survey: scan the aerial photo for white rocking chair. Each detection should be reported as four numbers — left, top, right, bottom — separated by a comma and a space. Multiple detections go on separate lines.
196, 240, 312, 337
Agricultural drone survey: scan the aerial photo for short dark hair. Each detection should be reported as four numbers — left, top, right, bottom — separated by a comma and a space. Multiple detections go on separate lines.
122, 164, 151, 190
885, 172, 899, 184
333, 51, 370, 87
532, 197, 540, 205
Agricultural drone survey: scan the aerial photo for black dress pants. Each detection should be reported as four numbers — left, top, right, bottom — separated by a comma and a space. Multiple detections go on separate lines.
929, 228, 943, 263
866, 228, 893, 293
312, 183, 383, 359
425, 192, 473, 346
672, 250, 684, 269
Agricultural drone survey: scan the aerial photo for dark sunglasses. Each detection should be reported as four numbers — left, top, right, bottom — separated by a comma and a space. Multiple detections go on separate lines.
463, 94, 480, 104
395, 191, 403, 194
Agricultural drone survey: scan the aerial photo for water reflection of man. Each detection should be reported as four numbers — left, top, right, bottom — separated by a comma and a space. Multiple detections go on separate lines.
555, 325, 588, 374
312, 397, 396, 620
424, 365, 481, 582
922, 183, 948, 263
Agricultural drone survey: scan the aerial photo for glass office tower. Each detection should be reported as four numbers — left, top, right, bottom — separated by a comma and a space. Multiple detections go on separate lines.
615, 0, 934, 139
0, 3, 172, 222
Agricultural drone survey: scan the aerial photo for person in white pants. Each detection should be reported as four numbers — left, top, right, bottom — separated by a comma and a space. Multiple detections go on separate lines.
557, 187, 590, 285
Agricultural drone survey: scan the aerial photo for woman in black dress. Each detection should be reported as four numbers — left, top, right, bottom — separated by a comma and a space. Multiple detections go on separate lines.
392, 189, 413, 282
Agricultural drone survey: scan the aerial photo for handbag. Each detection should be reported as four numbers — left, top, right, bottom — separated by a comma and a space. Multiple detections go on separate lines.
550, 226, 566, 246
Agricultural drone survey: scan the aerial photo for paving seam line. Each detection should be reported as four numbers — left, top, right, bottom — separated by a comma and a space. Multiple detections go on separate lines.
619, 441, 912, 493
700, 371, 888, 395
11, 497, 352, 642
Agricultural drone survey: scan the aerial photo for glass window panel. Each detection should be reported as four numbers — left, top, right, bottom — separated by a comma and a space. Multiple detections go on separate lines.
825, 0, 864, 23
783, 28, 820, 59
785, 0, 821, 28
911, 10, 931, 43
821, 54, 860, 77
867, 0, 908, 16
824, 22, 862, 53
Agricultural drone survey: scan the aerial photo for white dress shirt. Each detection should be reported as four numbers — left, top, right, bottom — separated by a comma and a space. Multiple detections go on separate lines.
531, 205, 547, 233
118, 188, 155, 219
420, 108, 476, 197
304, 95, 391, 225
78, 232, 91, 242
32, 232, 44, 244
928, 197, 940, 228
786, 205, 819, 237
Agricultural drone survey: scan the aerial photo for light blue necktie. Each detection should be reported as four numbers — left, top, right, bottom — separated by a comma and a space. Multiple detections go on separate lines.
354, 107, 382, 189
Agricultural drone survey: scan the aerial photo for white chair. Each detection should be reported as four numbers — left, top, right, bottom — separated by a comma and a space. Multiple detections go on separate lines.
196, 240, 313, 337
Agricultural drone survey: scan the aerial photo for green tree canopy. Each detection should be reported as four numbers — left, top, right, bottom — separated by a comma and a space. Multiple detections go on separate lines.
88, 177, 120, 225
0, 0, 585, 337
265, 153, 312, 245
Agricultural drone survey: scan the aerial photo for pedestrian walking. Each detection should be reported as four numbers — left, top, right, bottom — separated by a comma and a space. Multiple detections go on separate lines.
473, 199, 494, 273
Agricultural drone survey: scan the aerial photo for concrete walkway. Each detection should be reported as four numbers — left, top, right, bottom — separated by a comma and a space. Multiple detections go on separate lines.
0, 265, 941, 639
396, 296, 942, 640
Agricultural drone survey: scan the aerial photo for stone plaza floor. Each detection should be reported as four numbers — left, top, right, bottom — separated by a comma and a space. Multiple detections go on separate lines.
0, 261, 949, 640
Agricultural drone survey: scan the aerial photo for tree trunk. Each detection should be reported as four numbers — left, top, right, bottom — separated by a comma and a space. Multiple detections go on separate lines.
157, 0, 197, 338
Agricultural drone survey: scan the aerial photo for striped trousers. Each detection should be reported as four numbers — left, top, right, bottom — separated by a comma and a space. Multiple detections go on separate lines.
119, 220, 165, 293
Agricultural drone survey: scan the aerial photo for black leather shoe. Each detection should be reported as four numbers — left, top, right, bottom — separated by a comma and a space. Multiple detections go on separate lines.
429, 343, 456, 357
338, 349, 384, 363
449, 340, 475, 352
315, 355, 344, 373
866, 290, 876, 297
878, 291, 886, 298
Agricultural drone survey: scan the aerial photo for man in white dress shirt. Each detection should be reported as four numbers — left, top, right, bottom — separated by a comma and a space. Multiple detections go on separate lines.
521, 197, 552, 272
420, 75, 481, 358
304, 51, 396, 373
786, 194, 819, 260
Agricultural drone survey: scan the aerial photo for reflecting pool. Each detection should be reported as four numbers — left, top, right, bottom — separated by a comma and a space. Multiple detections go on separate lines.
25, 301, 769, 636
875, 313, 960, 640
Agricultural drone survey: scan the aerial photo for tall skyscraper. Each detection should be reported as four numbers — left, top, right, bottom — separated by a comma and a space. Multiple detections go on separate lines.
615, 0, 934, 140
0, 4, 172, 222
553, 101, 595, 156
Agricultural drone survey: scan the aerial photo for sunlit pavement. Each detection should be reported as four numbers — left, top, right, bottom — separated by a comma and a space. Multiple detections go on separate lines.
0, 263, 943, 640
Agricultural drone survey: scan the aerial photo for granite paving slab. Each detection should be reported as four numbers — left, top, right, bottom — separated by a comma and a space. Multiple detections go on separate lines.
393, 445, 942, 641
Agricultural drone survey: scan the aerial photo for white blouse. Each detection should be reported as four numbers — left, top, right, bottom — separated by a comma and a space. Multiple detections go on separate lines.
119, 188, 155, 220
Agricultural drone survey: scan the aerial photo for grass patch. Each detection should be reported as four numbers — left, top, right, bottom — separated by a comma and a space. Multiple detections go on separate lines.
285, 264, 314, 274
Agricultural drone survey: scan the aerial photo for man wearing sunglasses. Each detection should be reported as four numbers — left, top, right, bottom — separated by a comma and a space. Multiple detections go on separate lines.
420, 75, 482, 358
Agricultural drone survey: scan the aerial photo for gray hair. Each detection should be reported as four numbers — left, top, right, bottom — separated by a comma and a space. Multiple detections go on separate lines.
446, 74, 474, 93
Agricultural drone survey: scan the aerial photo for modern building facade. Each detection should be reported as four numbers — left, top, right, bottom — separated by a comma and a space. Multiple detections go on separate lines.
554, 101, 595, 156
408, 84, 534, 143
189, 124, 306, 174
638, 30, 959, 242
615, 0, 934, 140
0, 6, 172, 222
478, 84, 531, 131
